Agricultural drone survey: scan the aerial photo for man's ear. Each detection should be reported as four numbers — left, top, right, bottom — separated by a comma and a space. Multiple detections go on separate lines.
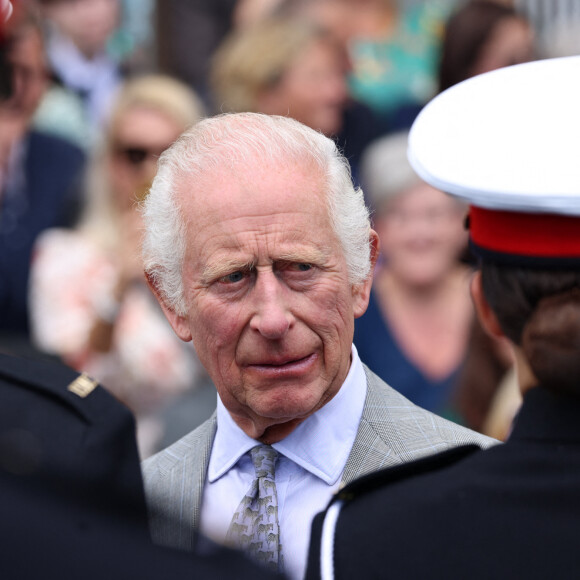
145, 272, 193, 342
353, 229, 380, 318
470, 270, 505, 340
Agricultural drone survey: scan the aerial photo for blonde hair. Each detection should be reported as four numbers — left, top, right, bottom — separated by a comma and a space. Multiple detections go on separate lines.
105, 75, 205, 147
79, 74, 205, 250
210, 17, 331, 113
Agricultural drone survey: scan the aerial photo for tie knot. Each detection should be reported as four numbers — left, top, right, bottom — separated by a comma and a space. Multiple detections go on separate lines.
250, 445, 278, 479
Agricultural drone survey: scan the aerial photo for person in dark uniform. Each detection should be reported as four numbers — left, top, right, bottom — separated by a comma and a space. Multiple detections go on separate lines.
0, 351, 283, 579
306, 55, 580, 580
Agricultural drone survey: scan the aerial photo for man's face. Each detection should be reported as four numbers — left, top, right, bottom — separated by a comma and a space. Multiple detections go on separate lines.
45, 0, 119, 58
4, 27, 48, 119
157, 160, 373, 442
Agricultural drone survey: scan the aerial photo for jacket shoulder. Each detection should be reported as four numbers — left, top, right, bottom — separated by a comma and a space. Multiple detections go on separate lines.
28, 129, 85, 164
339, 443, 480, 502
340, 365, 496, 485
306, 443, 483, 580
142, 414, 217, 478
363, 365, 497, 450
0, 352, 130, 426
0, 352, 145, 514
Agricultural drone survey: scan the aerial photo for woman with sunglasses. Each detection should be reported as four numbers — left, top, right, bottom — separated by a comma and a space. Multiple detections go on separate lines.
29, 74, 206, 459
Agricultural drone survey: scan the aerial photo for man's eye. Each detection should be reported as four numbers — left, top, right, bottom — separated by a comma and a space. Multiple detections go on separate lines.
295, 263, 313, 272
281, 262, 315, 274
220, 271, 245, 284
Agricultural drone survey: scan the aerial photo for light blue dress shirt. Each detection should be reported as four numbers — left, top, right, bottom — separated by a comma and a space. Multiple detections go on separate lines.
200, 346, 367, 580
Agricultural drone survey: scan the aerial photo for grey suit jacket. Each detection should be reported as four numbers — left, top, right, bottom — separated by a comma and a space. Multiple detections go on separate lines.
142, 366, 495, 550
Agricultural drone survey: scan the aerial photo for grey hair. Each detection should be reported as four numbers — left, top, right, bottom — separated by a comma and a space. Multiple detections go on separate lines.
141, 112, 371, 315
360, 130, 420, 213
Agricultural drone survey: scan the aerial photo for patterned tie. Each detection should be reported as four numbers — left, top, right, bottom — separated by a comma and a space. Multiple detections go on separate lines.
226, 445, 283, 572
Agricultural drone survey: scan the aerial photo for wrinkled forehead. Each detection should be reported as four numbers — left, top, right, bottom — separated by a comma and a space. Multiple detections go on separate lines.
174, 165, 336, 271
175, 158, 339, 269
177, 152, 329, 210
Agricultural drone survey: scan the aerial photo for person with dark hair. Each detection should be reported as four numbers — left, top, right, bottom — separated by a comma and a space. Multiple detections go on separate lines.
438, 0, 535, 92
307, 55, 580, 579
156, 0, 238, 106
434, 0, 537, 437
0, 3, 85, 346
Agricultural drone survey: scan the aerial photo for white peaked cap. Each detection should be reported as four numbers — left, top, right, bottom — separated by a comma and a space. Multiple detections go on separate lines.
408, 56, 580, 216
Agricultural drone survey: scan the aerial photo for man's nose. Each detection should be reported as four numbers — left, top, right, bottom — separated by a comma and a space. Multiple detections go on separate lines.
249, 271, 293, 339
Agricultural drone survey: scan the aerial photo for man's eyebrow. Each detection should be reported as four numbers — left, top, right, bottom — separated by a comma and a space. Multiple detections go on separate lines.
276, 248, 328, 264
201, 258, 255, 284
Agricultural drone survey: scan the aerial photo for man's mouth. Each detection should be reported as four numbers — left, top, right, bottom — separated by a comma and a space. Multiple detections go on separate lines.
247, 353, 317, 377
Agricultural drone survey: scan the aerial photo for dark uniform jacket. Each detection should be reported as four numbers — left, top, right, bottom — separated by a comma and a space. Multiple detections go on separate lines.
0, 353, 282, 579
307, 386, 580, 580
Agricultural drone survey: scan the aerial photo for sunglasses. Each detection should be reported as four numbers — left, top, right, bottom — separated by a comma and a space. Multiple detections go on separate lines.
113, 144, 170, 166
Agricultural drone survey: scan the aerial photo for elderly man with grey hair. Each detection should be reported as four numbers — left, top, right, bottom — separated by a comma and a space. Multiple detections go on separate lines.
141, 112, 494, 580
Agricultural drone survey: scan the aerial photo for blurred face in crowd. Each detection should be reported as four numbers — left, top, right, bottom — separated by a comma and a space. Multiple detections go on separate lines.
472, 16, 534, 76
157, 159, 375, 443
256, 37, 349, 137
233, 0, 284, 28
299, 0, 395, 46
375, 183, 467, 288
43, 0, 119, 58
4, 25, 49, 119
109, 106, 183, 210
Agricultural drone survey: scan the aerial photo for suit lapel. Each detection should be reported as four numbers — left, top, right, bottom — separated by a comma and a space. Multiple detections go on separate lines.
143, 414, 216, 550
190, 417, 216, 531
342, 365, 495, 486
341, 366, 404, 484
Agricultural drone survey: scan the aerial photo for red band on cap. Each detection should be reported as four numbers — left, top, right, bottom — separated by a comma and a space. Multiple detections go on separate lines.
469, 206, 580, 258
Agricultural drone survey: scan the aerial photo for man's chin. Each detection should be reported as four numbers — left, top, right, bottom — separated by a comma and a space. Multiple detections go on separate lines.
248, 383, 333, 425
249, 413, 309, 444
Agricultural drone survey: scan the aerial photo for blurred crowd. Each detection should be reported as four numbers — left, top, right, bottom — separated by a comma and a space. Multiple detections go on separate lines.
1, 0, 578, 457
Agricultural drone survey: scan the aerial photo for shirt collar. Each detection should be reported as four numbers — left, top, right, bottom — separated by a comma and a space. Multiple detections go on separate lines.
48, 28, 115, 87
207, 345, 367, 485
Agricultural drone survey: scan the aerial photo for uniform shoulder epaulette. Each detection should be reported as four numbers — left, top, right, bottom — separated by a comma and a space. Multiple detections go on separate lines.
0, 352, 90, 390
0, 352, 103, 417
336, 444, 481, 503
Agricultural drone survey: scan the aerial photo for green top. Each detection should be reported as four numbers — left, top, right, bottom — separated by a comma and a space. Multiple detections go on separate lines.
348, 0, 455, 118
